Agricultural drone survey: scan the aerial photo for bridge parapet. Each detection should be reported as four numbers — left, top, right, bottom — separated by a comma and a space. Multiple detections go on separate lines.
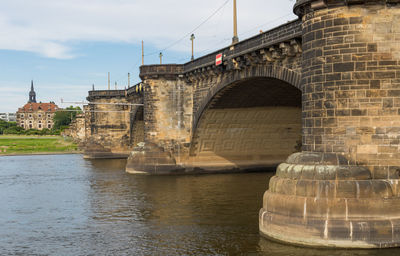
184, 19, 302, 74
138, 20, 302, 82
87, 90, 126, 101
140, 64, 184, 80
126, 83, 144, 96
87, 84, 144, 101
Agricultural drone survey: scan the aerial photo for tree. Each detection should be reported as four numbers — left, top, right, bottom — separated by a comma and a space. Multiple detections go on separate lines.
0, 120, 22, 134
53, 106, 82, 130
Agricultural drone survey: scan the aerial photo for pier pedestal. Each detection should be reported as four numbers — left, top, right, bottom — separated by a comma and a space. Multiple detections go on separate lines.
259, 152, 400, 248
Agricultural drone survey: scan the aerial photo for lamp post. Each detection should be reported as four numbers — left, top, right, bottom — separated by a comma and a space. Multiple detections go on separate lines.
159, 52, 163, 64
141, 40, 144, 66
232, 0, 239, 45
190, 34, 195, 61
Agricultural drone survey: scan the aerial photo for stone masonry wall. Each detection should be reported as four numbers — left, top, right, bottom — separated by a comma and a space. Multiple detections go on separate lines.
143, 78, 193, 161
189, 107, 302, 168
85, 97, 131, 154
302, 4, 400, 178
62, 114, 86, 143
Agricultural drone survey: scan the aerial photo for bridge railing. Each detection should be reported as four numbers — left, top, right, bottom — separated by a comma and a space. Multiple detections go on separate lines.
87, 90, 126, 98
183, 19, 302, 73
126, 82, 144, 96
140, 64, 184, 79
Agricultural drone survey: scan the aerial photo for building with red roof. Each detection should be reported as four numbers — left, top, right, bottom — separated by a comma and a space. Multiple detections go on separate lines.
16, 81, 59, 130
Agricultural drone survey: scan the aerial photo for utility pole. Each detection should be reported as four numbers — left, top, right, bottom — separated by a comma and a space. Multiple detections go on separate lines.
141, 40, 144, 66
108, 72, 110, 90
190, 34, 195, 61
128, 73, 130, 88
232, 0, 239, 45
115, 82, 117, 90
159, 52, 163, 64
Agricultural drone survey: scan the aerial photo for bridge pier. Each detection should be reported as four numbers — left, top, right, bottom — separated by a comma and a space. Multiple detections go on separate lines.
83, 88, 143, 159
260, 0, 400, 248
126, 65, 193, 174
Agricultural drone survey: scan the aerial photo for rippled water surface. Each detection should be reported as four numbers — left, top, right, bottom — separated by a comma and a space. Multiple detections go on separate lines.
1, 154, 400, 255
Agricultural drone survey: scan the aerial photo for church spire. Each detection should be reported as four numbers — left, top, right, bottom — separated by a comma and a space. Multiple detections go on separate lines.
28, 80, 37, 103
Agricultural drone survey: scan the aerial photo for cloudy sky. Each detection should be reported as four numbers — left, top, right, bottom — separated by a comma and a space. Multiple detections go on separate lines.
0, 0, 297, 113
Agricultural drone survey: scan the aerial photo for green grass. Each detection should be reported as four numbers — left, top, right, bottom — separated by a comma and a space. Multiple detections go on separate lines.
0, 135, 79, 155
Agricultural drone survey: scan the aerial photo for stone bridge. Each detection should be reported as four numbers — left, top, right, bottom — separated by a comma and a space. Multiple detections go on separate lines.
131, 19, 303, 174
80, 0, 400, 249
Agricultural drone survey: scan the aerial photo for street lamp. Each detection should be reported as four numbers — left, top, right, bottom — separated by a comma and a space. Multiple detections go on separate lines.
232, 0, 239, 45
190, 34, 195, 61
159, 52, 163, 64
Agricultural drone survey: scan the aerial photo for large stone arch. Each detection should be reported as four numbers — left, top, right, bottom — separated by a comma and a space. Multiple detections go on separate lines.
192, 65, 302, 131
188, 66, 302, 171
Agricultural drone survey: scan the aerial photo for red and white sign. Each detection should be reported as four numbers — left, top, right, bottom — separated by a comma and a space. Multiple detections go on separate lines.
215, 53, 223, 66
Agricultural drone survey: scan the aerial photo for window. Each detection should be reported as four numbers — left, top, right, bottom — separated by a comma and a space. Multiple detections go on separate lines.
21, 114, 24, 118
29, 124, 32, 128
21, 124, 24, 128
29, 114, 32, 118
39, 121, 42, 124
48, 124, 51, 129
38, 124, 42, 129
47, 114, 51, 118
38, 114, 42, 118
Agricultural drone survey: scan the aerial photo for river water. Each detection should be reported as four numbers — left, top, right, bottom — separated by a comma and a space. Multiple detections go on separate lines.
0, 154, 399, 255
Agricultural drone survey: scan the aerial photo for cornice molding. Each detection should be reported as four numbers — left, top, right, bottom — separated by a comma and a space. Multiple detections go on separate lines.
294, 0, 400, 17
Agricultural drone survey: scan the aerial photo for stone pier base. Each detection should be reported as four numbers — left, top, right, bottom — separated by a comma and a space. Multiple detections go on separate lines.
125, 143, 280, 175
83, 141, 130, 159
259, 152, 400, 248
83, 152, 130, 159
126, 143, 184, 174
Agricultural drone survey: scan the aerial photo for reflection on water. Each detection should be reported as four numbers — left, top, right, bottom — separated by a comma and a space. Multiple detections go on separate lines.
0, 154, 399, 255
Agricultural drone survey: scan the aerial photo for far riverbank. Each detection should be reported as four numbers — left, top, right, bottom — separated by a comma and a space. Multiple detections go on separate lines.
0, 135, 80, 155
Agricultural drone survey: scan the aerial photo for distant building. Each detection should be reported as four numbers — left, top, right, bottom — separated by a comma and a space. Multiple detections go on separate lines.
0, 113, 16, 122
16, 81, 59, 130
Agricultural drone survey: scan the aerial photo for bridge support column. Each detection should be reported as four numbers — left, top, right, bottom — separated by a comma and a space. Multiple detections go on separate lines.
83, 94, 132, 159
260, 1, 400, 248
126, 65, 193, 174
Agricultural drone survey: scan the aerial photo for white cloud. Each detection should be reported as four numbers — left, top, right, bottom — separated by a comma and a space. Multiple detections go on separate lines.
0, 0, 297, 59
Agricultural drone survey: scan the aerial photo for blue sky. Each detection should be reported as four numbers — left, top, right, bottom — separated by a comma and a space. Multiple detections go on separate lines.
0, 0, 296, 113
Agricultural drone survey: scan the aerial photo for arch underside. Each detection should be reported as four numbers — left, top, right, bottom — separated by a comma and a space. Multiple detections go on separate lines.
130, 106, 144, 147
187, 77, 302, 171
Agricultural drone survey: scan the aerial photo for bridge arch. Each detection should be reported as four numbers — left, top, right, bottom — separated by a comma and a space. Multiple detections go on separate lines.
192, 65, 302, 130
189, 66, 302, 170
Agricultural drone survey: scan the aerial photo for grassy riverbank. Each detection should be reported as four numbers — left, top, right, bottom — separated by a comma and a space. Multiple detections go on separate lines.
0, 135, 80, 155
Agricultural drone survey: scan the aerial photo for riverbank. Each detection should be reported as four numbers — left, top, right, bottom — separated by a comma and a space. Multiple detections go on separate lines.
0, 135, 81, 155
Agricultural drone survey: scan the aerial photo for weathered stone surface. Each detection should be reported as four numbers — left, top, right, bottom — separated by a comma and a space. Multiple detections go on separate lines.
299, 3, 400, 177
260, 1, 400, 248
62, 113, 85, 144
126, 143, 184, 174
81, 89, 144, 159
188, 106, 301, 171
260, 152, 400, 248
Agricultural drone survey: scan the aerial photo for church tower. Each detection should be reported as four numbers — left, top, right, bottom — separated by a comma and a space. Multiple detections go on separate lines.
28, 80, 36, 103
